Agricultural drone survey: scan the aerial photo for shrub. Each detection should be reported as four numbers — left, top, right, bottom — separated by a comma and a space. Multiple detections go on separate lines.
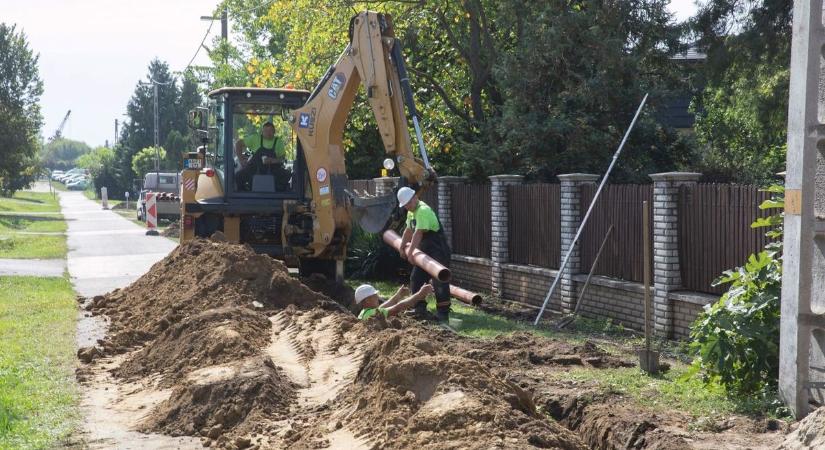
689, 185, 783, 396
346, 226, 406, 280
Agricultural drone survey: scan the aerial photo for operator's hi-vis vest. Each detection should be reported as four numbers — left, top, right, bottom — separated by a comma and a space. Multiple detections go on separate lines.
406, 201, 450, 263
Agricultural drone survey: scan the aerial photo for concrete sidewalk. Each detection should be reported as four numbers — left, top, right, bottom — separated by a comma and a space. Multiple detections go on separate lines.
60, 191, 199, 449
0, 258, 65, 276
60, 191, 176, 299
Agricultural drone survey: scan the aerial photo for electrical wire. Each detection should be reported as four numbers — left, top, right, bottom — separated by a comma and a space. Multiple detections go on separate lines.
182, 18, 215, 74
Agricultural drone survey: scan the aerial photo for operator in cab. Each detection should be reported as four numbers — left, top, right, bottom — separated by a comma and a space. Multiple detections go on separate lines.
355, 283, 434, 320
397, 187, 452, 322
234, 121, 289, 191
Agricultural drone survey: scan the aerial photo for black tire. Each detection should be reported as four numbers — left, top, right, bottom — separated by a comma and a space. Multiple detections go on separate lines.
194, 213, 223, 238
298, 258, 337, 280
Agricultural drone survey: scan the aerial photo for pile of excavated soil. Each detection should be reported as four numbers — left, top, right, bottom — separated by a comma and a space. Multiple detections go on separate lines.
161, 221, 180, 238
778, 406, 825, 449
86, 238, 332, 351
82, 237, 781, 449
142, 356, 296, 439
281, 315, 588, 449
114, 306, 271, 386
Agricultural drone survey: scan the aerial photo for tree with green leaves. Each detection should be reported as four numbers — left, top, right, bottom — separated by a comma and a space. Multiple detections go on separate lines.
0, 23, 43, 195
113, 60, 201, 196
690, 0, 791, 184
77, 147, 120, 197
131, 147, 170, 179
208, 0, 693, 181
40, 138, 91, 171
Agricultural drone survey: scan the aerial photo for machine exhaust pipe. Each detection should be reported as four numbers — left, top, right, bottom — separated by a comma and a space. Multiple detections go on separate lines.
382, 230, 451, 283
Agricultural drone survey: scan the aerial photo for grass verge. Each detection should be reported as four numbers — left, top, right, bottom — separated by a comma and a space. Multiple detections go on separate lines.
0, 276, 79, 448
0, 191, 66, 258
0, 235, 67, 259
0, 191, 61, 214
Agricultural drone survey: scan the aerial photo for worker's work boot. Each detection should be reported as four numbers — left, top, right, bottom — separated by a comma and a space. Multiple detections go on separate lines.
435, 306, 450, 323
413, 301, 428, 318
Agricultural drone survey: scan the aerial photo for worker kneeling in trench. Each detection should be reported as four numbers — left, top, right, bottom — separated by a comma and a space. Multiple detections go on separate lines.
355, 283, 434, 320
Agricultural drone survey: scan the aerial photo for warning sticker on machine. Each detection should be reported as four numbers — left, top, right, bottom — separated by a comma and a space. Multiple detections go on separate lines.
319, 185, 330, 196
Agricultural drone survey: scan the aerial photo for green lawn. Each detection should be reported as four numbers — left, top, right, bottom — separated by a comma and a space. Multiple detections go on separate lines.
348, 278, 783, 420
0, 215, 66, 234
0, 192, 67, 258
0, 276, 79, 449
0, 235, 67, 259
0, 192, 61, 214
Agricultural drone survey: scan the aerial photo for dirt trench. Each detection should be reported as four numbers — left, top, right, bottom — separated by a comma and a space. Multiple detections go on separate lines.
75, 238, 791, 449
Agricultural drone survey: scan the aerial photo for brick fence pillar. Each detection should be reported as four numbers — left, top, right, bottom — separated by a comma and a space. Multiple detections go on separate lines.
558, 174, 599, 313
489, 175, 524, 296
436, 176, 466, 249
649, 172, 701, 338
373, 176, 399, 197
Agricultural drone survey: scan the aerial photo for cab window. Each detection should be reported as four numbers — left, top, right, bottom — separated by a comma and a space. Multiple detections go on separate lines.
230, 102, 295, 194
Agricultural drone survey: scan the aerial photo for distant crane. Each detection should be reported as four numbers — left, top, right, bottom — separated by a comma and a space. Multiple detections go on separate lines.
50, 109, 71, 142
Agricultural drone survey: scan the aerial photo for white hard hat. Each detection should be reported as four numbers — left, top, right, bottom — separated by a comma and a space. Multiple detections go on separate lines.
397, 187, 415, 207
354, 284, 379, 304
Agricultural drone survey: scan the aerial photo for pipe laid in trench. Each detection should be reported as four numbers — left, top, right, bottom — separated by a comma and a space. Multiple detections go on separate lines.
382, 230, 451, 283
450, 285, 482, 305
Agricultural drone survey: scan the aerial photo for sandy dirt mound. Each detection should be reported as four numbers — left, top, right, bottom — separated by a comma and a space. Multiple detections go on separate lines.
778, 406, 825, 449
161, 221, 180, 238
87, 238, 330, 350
142, 356, 296, 439
283, 319, 588, 450
115, 306, 271, 386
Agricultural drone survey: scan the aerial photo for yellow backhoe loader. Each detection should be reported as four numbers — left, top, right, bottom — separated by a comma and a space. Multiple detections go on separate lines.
180, 11, 435, 281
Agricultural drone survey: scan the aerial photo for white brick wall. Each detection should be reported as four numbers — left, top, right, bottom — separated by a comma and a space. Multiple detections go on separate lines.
649, 172, 700, 338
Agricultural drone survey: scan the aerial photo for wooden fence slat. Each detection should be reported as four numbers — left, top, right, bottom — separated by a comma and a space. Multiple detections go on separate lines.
677, 184, 779, 294
450, 184, 491, 258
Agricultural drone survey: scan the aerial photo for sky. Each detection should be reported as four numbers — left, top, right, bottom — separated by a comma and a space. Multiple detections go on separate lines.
3, 0, 699, 148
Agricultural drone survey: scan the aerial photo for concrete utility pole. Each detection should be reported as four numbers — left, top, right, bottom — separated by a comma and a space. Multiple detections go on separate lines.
139, 80, 163, 182
779, 0, 825, 419
114, 119, 119, 146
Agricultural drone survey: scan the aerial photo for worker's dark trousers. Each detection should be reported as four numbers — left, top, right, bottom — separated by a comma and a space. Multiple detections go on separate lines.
235, 151, 289, 191
410, 232, 451, 312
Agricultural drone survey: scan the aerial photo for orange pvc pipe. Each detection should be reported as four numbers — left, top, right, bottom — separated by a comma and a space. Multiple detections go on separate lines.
450, 285, 482, 305
383, 230, 451, 283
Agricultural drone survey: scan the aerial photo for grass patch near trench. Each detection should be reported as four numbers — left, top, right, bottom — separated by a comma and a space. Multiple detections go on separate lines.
0, 276, 79, 449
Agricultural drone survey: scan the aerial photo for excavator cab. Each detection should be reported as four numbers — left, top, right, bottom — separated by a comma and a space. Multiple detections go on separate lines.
182, 88, 318, 258
181, 11, 436, 282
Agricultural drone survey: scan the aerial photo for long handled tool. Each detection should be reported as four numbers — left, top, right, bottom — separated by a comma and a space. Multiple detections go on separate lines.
534, 94, 648, 326
556, 225, 613, 329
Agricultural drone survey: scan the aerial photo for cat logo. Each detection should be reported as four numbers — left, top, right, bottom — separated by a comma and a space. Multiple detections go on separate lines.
327, 73, 346, 100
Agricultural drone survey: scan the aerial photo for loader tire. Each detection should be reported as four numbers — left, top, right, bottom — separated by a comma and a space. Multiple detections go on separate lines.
298, 258, 336, 281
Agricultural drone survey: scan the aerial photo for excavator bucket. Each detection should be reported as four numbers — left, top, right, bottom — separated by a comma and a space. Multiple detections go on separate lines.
347, 190, 397, 233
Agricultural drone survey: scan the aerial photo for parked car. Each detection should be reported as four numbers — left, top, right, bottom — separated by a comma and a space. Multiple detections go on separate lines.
62, 174, 84, 184
50, 170, 64, 180
66, 179, 88, 190
58, 168, 87, 183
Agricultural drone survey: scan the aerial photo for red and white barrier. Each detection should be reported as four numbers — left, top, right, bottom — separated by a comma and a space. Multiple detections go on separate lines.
145, 192, 158, 233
